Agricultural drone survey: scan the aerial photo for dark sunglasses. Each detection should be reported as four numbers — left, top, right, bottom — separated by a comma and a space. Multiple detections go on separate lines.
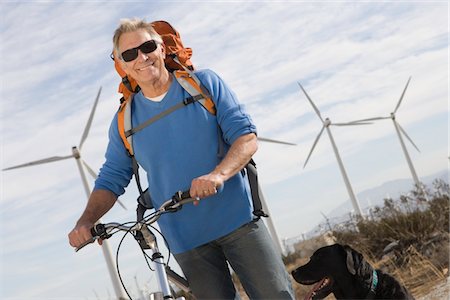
120, 40, 159, 62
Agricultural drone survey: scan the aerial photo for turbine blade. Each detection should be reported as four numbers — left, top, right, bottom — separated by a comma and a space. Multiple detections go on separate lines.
348, 116, 389, 123
258, 137, 296, 146
82, 159, 98, 179
79, 87, 102, 150
3, 154, 73, 171
333, 121, 373, 126
394, 77, 411, 114
303, 126, 325, 168
116, 199, 127, 210
297, 82, 324, 122
82, 159, 127, 210
397, 122, 420, 152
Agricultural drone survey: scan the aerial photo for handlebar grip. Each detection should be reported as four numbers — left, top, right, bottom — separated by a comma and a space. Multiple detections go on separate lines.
163, 190, 194, 211
180, 190, 191, 200
90, 227, 98, 237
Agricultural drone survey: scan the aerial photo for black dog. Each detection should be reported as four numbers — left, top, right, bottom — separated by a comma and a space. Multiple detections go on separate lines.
292, 244, 414, 299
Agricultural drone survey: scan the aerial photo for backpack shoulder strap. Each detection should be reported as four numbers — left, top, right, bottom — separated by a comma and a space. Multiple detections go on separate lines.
174, 72, 268, 219
245, 159, 269, 218
117, 95, 134, 155
173, 70, 216, 115
117, 94, 150, 212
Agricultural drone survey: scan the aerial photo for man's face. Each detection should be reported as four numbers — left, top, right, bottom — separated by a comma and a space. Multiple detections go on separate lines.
118, 29, 166, 85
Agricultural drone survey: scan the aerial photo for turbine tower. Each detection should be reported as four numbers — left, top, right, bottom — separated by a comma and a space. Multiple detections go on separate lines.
350, 77, 427, 199
298, 83, 365, 218
3, 88, 128, 300
254, 138, 296, 255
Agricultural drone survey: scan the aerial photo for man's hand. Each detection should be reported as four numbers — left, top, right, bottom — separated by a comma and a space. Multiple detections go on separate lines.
68, 221, 97, 248
190, 173, 223, 203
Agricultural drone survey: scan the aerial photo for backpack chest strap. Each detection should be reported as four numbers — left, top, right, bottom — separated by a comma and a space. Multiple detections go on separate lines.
122, 72, 215, 143
124, 99, 194, 138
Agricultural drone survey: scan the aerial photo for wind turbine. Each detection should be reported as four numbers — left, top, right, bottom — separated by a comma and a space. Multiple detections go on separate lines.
298, 82, 365, 218
349, 77, 427, 199
3, 87, 128, 300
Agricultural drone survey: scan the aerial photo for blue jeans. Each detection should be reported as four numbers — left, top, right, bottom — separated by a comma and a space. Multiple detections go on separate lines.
174, 219, 294, 299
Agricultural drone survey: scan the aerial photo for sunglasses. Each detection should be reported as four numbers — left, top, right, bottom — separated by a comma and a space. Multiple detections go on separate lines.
120, 40, 159, 62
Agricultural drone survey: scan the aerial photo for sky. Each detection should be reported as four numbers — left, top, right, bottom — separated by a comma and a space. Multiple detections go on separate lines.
0, 1, 448, 299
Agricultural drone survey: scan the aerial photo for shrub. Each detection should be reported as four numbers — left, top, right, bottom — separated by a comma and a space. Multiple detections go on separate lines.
332, 179, 449, 268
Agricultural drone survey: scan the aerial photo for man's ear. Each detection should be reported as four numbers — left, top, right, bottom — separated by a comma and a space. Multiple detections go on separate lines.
160, 43, 166, 59
118, 56, 131, 75
112, 48, 131, 77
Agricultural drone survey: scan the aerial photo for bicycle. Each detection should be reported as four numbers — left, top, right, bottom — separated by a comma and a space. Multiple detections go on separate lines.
76, 190, 195, 300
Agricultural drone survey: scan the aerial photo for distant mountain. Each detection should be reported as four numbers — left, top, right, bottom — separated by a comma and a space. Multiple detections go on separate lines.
305, 169, 448, 238
328, 169, 448, 217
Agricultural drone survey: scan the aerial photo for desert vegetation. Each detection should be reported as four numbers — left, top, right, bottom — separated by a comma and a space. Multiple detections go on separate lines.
284, 179, 449, 299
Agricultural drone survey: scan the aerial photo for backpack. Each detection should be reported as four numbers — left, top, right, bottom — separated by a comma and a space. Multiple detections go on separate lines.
111, 20, 268, 220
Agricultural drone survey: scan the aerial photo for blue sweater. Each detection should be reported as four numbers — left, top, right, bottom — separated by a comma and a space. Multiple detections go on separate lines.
95, 69, 257, 254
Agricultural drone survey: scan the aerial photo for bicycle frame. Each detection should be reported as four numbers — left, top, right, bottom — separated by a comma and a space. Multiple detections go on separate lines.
76, 191, 194, 300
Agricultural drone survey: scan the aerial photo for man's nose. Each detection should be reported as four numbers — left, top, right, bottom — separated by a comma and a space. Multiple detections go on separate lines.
136, 49, 149, 61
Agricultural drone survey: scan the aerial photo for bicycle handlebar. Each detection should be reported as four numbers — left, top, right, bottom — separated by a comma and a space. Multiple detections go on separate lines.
75, 190, 193, 252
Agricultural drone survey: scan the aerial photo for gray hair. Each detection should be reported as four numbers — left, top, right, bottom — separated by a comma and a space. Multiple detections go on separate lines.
112, 18, 163, 59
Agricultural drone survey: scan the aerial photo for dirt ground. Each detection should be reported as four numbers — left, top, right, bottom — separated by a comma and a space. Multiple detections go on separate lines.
417, 277, 449, 300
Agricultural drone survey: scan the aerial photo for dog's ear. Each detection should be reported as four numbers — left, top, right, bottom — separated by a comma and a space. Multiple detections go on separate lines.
344, 245, 357, 275
344, 245, 374, 283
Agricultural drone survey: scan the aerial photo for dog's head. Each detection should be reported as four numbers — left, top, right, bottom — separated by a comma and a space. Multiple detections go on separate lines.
291, 243, 375, 300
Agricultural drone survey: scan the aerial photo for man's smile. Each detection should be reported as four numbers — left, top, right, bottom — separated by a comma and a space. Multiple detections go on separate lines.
137, 61, 155, 71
